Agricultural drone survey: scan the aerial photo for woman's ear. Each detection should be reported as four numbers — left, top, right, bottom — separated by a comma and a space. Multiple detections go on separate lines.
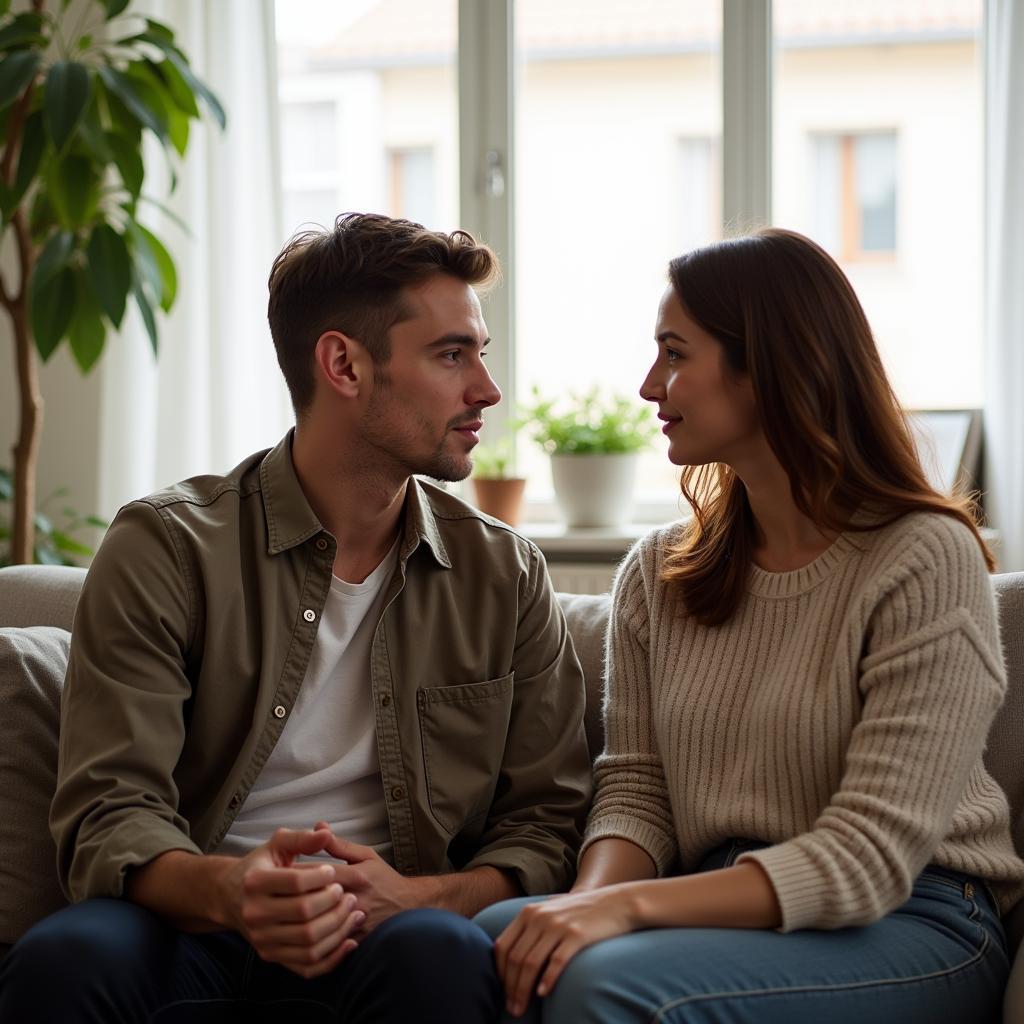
314, 330, 368, 399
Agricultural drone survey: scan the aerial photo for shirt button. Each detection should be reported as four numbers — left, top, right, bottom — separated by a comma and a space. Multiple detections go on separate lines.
391, 786, 405, 800
315, 538, 328, 551
380, 694, 391, 707
273, 704, 287, 719
303, 609, 316, 622
229, 793, 241, 808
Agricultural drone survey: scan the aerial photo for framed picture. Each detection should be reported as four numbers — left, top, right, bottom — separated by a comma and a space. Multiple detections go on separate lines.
906, 409, 983, 496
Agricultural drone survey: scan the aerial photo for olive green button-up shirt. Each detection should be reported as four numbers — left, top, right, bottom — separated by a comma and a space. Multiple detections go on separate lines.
51, 433, 592, 903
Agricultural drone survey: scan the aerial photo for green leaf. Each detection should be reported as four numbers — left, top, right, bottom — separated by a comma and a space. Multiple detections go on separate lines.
151, 44, 225, 130
85, 515, 108, 528
132, 279, 157, 355
28, 187, 56, 238
48, 152, 98, 228
127, 222, 162, 302
107, 131, 143, 197
86, 223, 131, 327
31, 264, 75, 360
136, 194, 191, 237
144, 18, 177, 43
96, 64, 167, 139
45, 61, 92, 151
134, 224, 176, 311
33, 228, 74, 287
128, 226, 176, 313
155, 57, 198, 117
0, 12, 45, 52
50, 529, 93, 555
0, 50, 40, 110
77, 104, 111, 162
102, 0, 131, 18
68, 267, 106, 372
165, 100, 188, 155
11, 108, 45, 206
0, 1, 12, 18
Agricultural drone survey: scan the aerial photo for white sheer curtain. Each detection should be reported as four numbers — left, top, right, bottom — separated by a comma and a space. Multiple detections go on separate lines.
984, 0, 1024, 573
98, 0, 292, 515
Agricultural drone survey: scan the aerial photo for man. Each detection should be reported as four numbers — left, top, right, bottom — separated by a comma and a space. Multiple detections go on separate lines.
0, 214, 592, 1022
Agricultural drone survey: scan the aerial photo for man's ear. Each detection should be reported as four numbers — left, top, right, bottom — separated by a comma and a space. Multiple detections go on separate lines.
314, 330, 370, 399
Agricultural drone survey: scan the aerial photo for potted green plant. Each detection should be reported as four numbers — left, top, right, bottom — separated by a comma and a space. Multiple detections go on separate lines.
470, 436, 526, 527
0, 0, 224, 564
519, 386, 656, 528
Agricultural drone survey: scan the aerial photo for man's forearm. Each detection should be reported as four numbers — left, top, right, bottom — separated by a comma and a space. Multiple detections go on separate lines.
416, 865, 521, 917
126, 849, 237, 932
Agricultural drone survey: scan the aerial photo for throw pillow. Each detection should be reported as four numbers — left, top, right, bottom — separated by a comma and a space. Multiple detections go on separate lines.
0, 626, 70, 947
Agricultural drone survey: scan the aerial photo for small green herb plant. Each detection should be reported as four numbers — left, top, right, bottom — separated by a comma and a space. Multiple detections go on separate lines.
0, 467, 106, 566
518, 386, 657, 455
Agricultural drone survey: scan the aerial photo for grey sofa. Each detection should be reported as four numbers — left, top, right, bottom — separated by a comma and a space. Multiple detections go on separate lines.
1, 563, 1022, 1020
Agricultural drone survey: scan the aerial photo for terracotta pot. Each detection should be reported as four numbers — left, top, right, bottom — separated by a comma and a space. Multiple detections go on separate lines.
471, 477, 527, 526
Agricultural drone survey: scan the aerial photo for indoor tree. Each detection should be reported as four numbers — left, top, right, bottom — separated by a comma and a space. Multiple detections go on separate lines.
0, 0, 224, 563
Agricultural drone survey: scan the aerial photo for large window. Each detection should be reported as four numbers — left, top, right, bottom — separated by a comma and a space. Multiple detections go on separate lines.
275, 0, 987, 515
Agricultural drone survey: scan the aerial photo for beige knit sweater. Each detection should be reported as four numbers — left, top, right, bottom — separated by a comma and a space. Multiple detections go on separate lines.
583, 511, 1024, 931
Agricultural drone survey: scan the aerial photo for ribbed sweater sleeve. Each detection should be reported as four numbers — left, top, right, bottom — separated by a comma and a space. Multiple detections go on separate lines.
581, 540, 679, 872
740, 521, 1007, 930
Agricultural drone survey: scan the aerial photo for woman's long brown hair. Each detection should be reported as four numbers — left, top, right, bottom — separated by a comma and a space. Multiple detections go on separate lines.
663, 228, 992, 626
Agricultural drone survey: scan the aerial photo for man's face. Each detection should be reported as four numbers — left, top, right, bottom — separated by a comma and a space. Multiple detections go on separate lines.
361, 273, 501, 482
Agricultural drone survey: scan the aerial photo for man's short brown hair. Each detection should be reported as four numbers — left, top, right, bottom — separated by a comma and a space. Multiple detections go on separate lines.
267, 212, 500, 416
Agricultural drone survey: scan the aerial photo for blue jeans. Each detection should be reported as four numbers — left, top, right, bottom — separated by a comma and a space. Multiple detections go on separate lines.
0, 899, 499, 1022
474, 840, 1010, 1024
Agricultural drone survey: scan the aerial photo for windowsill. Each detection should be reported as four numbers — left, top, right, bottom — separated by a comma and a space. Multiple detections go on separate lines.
520, 521, 672, 561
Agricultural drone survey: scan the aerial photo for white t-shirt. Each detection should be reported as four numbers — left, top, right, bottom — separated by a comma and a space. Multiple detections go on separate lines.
216, 539, 399, 861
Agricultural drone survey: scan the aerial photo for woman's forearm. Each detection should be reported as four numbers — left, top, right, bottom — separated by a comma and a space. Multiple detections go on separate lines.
572, 837, 658, 892
623, 860, 782, 931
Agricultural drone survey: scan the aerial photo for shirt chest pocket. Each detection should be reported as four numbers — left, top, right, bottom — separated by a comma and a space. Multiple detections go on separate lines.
417, 673, 514, 835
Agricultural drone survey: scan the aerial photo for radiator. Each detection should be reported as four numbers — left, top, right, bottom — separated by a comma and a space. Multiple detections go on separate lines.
547, 562, 616, 595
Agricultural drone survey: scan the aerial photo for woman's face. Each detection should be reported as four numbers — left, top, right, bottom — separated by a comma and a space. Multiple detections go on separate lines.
640, 285, 760, 468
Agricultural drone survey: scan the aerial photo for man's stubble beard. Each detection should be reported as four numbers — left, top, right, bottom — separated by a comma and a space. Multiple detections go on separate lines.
363, 376, 473, 484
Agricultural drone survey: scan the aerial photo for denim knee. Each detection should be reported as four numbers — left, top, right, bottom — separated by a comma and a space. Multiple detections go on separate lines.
0, 899, 170, 1022
474, 896, 539, 940
349, 909, 500, 1023
372, 907, 493, 967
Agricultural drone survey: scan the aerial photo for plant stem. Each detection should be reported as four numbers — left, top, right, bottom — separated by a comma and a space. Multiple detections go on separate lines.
8, 246, 42, 564
2, 0, 46, 564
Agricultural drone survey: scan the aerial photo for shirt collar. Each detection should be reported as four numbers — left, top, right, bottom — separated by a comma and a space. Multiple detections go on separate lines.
260, 430, 452, 570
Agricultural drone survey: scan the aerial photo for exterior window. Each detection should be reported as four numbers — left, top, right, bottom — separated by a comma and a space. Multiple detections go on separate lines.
513, 2, 723, 504
275, 1, 457, 243
774, 0, 983, 410
811, 131, 897, 261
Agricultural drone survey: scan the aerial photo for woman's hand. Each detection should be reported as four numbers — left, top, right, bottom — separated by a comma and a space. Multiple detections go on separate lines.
493, 886, 640, 1017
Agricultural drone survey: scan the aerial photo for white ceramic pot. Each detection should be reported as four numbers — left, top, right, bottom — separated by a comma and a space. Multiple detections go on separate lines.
549, 452, 638, 528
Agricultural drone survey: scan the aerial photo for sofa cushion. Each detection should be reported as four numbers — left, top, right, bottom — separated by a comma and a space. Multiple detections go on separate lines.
0, 627, 70, 947
990, 572, 1024, 860
557, 592, 611, 758
0, 565, 85, 632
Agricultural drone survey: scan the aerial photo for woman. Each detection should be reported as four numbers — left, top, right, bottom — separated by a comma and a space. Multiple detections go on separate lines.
476, 229, 1024, 1023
